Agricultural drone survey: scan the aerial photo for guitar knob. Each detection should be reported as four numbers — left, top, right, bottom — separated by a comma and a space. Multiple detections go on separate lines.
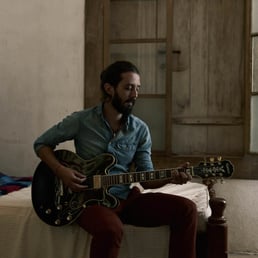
55, 219, 61, 225
67, 215, 73, 221
57, 205, 63, 210
45, 209, 52, 214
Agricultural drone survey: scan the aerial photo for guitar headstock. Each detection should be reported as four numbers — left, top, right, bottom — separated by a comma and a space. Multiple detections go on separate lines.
193, 157, 234, 179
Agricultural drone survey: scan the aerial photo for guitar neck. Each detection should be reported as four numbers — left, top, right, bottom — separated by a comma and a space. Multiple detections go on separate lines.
94, 167, 194, 188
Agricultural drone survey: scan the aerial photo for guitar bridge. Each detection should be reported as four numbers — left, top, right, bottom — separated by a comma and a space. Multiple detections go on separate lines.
93, 175, 102, 189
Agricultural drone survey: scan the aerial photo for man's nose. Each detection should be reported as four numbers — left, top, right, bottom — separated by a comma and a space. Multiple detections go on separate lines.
130, 88, 138, 98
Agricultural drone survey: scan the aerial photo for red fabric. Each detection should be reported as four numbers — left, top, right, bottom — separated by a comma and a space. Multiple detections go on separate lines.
77, 187, 197, 258
0, 185, 23, 194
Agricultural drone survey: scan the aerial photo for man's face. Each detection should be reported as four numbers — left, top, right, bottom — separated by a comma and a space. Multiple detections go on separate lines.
111, 72, 140, 116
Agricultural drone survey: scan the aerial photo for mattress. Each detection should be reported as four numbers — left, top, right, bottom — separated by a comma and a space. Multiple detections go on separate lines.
0, 182, 210, 258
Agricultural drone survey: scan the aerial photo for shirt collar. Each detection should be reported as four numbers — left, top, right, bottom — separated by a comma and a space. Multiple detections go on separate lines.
96, 102, 133, 132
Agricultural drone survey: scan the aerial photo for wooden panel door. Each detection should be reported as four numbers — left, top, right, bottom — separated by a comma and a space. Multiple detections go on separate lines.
85, 0, 246, 157
171, 0, 245, 155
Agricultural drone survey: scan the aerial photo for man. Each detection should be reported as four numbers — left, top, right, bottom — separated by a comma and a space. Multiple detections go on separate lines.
34, 61, 197, 258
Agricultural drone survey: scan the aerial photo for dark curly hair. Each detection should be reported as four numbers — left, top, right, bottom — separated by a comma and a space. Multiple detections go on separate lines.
100, 61, 140, 100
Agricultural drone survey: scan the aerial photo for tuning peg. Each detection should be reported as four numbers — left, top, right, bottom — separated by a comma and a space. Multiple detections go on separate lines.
217, 156, 222, 164
217, 156, 222, 162
210, 157, 215, 165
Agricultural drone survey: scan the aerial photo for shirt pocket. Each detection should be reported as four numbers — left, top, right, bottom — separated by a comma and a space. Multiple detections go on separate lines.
115, 141, 137, 152
113, 141, 137, 163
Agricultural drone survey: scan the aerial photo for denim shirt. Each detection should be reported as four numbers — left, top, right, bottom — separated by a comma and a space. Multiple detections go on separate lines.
34, 104, 154, 200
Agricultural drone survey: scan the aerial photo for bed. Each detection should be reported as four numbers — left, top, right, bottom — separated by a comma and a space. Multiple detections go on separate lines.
0, 175, 228, 258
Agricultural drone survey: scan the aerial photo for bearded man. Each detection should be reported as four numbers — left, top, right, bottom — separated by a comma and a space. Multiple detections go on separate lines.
34, 61, 197, 258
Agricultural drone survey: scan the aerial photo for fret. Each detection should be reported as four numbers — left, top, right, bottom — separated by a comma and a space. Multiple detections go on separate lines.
128, 174, 134, 183
140, 172, 146, 181
135, 172, 140, 182
159, 170, 166, 179
108, 175, 111, 185
118, 174, 124, 184
149, 172, 154, 180
101, 175, 105, 187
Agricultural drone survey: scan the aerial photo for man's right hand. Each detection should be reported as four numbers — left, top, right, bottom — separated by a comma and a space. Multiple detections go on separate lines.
54, 165, 88, 192
37, 146, 88, 192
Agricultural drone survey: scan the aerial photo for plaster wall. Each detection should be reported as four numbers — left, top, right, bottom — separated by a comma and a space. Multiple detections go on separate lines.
0, 0, 85, 176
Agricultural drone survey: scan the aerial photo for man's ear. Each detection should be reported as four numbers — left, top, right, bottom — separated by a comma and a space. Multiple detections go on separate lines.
103, 83, 114, 97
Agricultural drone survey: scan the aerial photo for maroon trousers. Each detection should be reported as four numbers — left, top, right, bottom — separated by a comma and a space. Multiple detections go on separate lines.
77, 187, 197, 258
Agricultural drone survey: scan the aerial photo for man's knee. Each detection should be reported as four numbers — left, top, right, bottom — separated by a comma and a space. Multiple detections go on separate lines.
97, 222, 124, 246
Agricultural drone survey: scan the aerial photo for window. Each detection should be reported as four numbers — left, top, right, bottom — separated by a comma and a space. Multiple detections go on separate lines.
106, 0, 169, 152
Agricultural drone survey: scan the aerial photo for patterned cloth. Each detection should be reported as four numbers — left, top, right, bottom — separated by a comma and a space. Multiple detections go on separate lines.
0, 172, 32, 196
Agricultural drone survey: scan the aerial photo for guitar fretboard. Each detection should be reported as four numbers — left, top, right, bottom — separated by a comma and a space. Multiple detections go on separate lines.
100, 167, 194, 187
92, 160, 233, 189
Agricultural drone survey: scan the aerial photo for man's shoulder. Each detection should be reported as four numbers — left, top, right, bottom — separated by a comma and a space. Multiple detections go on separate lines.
129, 114, 149, 129
71, 104, 101, 119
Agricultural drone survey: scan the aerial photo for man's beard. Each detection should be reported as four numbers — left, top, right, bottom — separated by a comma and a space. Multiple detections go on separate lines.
111, 92, 135, 119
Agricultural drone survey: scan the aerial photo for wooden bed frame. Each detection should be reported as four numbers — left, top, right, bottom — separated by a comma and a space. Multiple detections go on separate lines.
199, 179, 228, 258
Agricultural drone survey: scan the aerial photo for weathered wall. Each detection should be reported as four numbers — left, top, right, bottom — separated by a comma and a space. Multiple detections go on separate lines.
0, 0, 84, 176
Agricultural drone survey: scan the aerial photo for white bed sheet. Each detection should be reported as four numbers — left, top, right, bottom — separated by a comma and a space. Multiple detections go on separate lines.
0, 182, 210, 258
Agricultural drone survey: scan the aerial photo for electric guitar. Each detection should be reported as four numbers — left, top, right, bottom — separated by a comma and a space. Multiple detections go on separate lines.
31, 149, 233, 227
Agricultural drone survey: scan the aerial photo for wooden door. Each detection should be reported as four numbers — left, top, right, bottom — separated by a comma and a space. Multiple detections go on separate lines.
85, 0, 246, 157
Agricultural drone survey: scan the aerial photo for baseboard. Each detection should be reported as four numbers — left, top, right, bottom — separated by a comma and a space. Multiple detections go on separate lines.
229, 251, 258, 256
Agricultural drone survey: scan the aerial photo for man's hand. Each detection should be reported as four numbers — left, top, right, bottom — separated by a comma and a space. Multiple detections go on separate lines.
55, 165, 88, 192
171, 163, 192, 185
37, 146, 88, 192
